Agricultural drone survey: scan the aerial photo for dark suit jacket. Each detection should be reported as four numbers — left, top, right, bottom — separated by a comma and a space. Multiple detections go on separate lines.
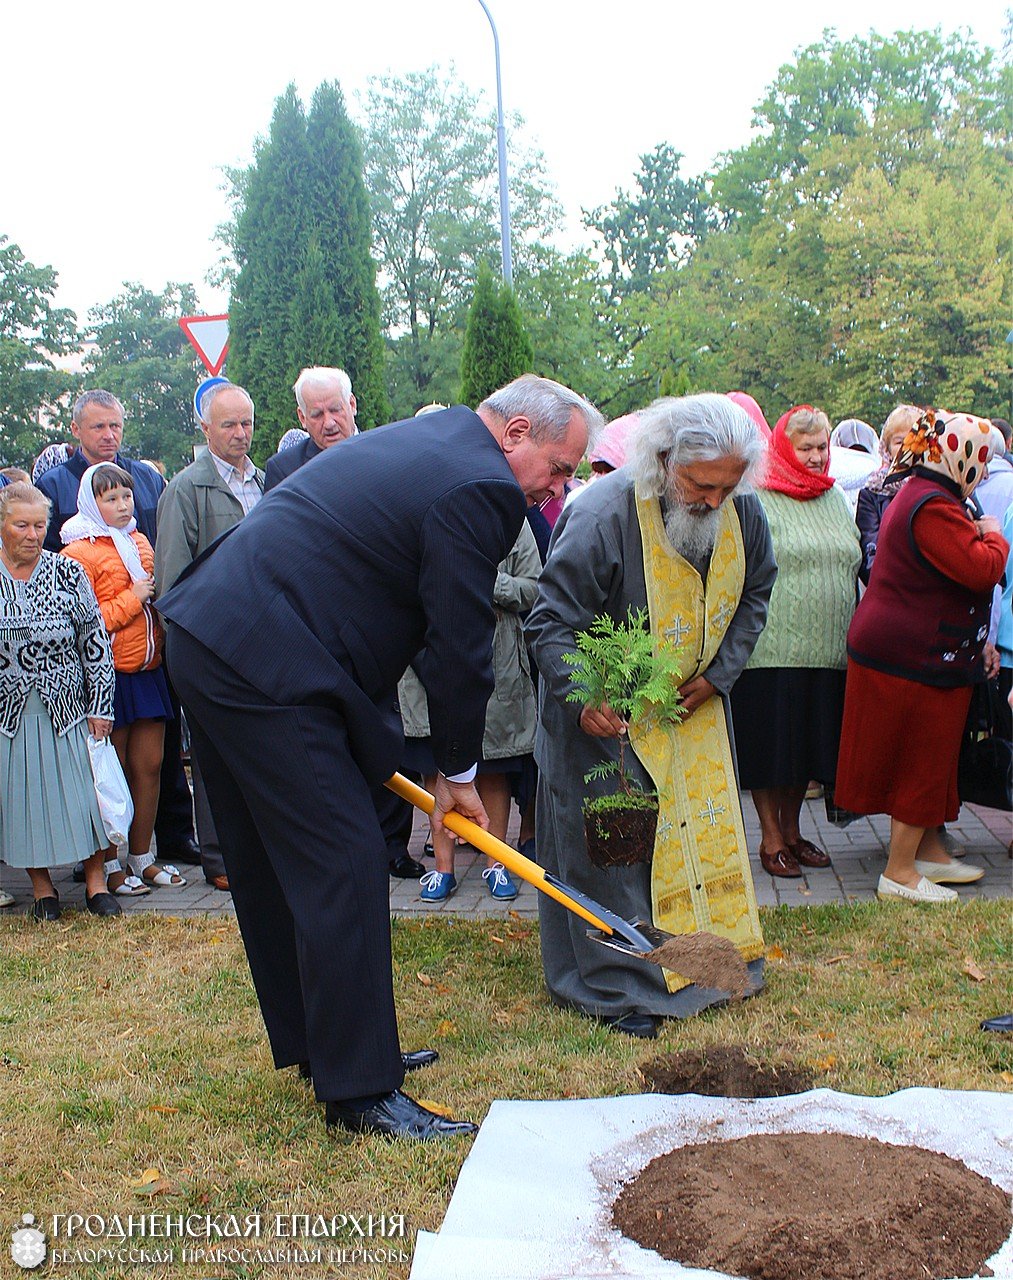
159, 406, 525, 783
263, 437, 322, 492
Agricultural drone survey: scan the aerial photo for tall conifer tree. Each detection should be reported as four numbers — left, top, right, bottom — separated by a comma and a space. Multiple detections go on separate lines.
306, 82, 389, 428
228, 86, 310, 444
228, 81, 387, 461
459, 261, 533, 407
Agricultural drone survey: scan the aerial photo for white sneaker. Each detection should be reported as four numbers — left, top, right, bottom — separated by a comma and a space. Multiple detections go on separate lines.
877, 874, 958, 904
913, 859, 984, 884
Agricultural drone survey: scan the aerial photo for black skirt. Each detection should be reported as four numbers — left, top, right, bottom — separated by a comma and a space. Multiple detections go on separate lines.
730, 667, 847, 789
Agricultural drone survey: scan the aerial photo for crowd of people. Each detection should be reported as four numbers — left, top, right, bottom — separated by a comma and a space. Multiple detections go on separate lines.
0, 371, 1009, 1140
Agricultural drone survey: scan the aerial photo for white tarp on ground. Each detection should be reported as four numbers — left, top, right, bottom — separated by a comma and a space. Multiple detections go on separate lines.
409, 1088, 1013, 1280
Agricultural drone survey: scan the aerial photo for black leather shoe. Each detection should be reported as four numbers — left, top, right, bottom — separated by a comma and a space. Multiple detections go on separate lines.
389, 854, 425, 879
160, 836, 202, 865
86, 892, 123, 917
402, 1048, 439, 1072
298, 1049, 439, 1084
603, 1012, 660, 1039
30, 896, 61, 922
325, 1089, 478, 1139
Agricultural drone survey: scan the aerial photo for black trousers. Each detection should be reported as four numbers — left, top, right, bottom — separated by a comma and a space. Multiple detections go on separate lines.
154, 681, 196, 850
166, 625, 405, 1103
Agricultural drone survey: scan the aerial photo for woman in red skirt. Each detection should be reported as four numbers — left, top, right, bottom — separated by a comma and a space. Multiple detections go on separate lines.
836, 410, 1008, 903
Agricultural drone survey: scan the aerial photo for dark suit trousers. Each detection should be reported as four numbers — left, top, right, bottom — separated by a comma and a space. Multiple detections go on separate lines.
166, 625, 405, 1103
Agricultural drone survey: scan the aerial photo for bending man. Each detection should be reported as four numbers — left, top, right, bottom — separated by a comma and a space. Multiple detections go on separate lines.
158, 376, 596, 1138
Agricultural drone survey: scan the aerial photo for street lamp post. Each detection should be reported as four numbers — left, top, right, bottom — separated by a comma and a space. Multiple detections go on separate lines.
476, 0, 513, 287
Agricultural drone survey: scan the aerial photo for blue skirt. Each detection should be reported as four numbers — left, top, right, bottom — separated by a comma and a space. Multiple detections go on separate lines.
113, 667, 174, 729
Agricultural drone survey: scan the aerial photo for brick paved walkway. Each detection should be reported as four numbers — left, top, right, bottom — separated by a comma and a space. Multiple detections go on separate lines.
3, 792, 1008, 919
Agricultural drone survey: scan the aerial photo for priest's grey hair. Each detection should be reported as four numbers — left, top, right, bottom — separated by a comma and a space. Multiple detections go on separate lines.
480, 374, 604, 445
629, 393, 765, 499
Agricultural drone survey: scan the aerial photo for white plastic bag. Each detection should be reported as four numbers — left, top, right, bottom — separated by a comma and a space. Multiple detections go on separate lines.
87, 735, 134, 845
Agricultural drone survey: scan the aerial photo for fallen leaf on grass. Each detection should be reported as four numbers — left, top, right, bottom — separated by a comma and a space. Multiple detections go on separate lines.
766, 945, 786, 961
825, 955, 850, 965
963, 957, 986, 982
814, 1054, 837, 1071
508, 910, 524, 921
415, 1099, 453, 1117
999, 1072, 1013, 1086
147, 1105, 179, 1115
797, 886, 812, 896
137, 1180, 175, 1197
416, 972, 433, 987
435, 1019, 457, 1037
492, 1010, 512, 1026
127, 1168, 162, 1189
817, 1030, 837, 1041
434, 982, 451, 996
490, 935, 506, 945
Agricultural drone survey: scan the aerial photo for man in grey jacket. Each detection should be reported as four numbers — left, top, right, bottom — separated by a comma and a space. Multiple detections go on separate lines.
156, 382, 265, 888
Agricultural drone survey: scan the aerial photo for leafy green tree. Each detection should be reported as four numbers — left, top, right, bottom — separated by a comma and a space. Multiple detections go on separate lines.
83, 282, 202, 474
360, 66, 564, 417
459, 261, 533, 407
226, 81, 387, 463
632, 28, 1010, 423
586, 144, 710, 302
0, 236, 79, 467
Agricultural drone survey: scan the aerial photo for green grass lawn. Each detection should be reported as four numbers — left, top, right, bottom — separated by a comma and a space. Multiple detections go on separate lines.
1, 902, 1010, 1280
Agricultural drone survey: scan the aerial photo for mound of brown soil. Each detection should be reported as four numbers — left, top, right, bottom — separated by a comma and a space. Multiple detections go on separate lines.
646, 932, 750, 998
613, 1131, 1011, 1280
641, 1046, 813, 1098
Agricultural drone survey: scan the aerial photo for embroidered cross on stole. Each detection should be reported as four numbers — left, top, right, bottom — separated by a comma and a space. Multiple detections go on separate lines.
629, 490, 765, 993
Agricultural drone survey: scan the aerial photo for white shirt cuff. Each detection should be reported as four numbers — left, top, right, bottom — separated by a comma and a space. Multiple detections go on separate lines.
441, 765, 478, 784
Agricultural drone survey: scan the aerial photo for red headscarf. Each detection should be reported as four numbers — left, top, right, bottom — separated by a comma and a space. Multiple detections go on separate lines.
759, 405, 836, 500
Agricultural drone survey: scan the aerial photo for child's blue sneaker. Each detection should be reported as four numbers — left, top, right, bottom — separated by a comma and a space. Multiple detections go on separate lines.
419, 870, 457, 902
482, 862, 518, 900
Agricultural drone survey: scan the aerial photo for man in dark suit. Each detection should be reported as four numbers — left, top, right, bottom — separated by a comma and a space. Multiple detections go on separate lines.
263, 366, 357, 492
263, 365, 423, 881
159, 375, 598, 1139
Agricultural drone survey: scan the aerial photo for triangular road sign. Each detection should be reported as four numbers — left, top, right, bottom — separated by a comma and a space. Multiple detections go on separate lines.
179, 314, 230, 375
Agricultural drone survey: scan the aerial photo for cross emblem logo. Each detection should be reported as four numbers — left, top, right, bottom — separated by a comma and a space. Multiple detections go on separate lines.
711, 599, 735, 631
698, 797, 727, 827
656, 817, 673, 841
664, 615, 693, 645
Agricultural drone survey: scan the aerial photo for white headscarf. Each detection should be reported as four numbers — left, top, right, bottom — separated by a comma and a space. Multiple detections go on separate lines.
60, 464, 147, 583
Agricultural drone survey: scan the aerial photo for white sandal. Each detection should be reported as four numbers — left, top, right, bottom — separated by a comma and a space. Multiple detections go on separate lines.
128, 852, 187, 888
104, 858, 151, 897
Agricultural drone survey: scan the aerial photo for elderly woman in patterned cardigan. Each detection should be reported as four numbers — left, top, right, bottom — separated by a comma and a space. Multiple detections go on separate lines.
0, 482, 120, 920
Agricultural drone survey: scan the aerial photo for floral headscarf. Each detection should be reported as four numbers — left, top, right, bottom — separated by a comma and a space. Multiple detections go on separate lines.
886, 409, 1003, 499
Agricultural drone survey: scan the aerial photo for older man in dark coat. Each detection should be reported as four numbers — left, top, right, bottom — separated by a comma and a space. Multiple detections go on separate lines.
159, 375, 596, 1139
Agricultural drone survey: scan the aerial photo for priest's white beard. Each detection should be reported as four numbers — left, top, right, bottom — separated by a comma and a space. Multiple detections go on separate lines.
663, 500, 720, 560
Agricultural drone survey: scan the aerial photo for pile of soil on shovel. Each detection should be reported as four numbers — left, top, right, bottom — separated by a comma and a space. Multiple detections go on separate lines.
640, 1045, 813, 1098
645, 933, 751, 999
612, 1131, 1012, 1280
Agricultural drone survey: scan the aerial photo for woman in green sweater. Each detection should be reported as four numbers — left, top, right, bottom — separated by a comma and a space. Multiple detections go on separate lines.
730, 405, 861, 878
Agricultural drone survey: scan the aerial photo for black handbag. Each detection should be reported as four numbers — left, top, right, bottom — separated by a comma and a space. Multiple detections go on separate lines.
958, 679, 1013, 812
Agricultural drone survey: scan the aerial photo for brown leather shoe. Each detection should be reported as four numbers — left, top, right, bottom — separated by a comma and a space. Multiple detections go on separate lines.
206, 874, 230, 891
788, 838, 831, 868
759, 846, 802, 878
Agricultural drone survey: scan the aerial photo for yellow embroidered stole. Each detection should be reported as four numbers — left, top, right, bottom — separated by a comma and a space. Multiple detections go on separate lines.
629, 490, 764, 993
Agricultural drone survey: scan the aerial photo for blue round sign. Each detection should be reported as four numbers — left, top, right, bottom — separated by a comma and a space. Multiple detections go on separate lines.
194, 376, 230, 425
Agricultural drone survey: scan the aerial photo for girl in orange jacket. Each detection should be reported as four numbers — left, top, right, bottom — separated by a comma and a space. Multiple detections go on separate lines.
61, 464, 185, 893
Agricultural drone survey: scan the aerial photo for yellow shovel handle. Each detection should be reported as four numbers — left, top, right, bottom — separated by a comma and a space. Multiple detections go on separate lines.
384, 772, 612, 934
